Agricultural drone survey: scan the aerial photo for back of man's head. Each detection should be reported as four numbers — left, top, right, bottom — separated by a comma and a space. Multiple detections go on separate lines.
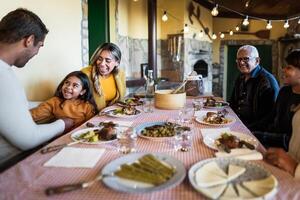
237, 45, 259, 58
0, 8, 48, 45
285, 49, 300, 70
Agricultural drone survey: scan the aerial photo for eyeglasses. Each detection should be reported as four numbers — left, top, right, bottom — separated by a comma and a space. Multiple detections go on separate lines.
236, 57, 256, 63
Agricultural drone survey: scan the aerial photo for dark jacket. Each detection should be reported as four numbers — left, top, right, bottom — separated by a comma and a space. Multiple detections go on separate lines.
230, 65, 279, 131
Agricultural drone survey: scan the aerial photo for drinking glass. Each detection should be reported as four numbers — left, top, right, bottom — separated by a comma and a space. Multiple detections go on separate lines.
192, 98, 204, 111
173, 124, 193, 152
178, 107, 194, 124
117, 127, 137, 154
142, 98, 154, 113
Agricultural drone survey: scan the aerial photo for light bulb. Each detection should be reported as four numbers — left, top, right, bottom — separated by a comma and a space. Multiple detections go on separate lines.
199, 30, 204, 38
298, 18, 300, 24
284, 20, 289, 29
229, 30, 234, 35
242, 16, 249, 26
266, 20, 272, 29
235, 25, 240, 31
220, 33, 225, 39
211, 4, 219, 16
162, 11, 168, 22
184, 24, 189, 33
212, 33, 217, 40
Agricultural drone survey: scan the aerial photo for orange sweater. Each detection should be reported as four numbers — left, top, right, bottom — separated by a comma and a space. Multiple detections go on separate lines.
30, 97, 95, 127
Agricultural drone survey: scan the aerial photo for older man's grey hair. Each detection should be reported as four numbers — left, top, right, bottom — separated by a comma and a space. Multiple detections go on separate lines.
237, 45, 259, 58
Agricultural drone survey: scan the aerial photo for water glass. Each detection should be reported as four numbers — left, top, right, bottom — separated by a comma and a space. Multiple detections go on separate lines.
117, 127, 137, 154
143, 98, 154, 113
173, 126, 193, 152
178, 107, 194, 123
192, 99, 204, 111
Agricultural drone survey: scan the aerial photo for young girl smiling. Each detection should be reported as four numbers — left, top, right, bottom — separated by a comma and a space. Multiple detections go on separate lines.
30, 71, 97, 128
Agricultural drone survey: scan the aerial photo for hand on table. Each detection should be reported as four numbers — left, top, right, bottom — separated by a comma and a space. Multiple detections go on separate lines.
265, 147, 298, 176
61, 118, 74, 133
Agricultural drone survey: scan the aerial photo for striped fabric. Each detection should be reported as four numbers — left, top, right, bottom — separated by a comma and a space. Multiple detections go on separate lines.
0, 99, 297, 199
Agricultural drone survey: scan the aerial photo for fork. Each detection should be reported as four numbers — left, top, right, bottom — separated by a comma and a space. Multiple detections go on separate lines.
45, 173, 113, 196
40, 141, 81, 154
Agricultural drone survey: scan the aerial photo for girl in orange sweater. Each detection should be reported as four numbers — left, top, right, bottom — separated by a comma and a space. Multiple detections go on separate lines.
30, 71, 97, 128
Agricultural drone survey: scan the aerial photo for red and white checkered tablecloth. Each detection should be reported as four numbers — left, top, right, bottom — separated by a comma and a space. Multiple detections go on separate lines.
1, 99, 299, 200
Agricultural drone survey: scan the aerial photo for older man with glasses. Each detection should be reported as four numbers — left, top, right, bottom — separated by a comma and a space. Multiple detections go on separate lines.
229, 45, 279, 131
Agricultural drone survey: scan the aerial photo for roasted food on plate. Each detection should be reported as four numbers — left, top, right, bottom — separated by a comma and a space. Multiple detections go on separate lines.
117, 97, 143, 106
141, 122, 190, 137
215, 133, 255, 153
203, 109, 230, 124
75, 127, 117, 142
113, 105, 140, 115
204, 97, 228, 107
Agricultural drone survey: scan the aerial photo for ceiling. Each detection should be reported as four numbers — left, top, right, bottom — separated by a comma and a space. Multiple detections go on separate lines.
194, 0, 300, 20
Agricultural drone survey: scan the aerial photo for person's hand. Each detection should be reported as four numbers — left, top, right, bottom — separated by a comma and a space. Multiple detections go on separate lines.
61, 118, 74, 133
265, 147, 298, 175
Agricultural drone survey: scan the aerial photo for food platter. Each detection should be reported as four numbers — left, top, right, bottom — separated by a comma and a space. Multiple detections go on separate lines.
70, 127, 117, 144
203, 131, 259, 151
135, 121, 179, 141
195, 112, 236, 126
188, 158, 278, 199
104, 107, 142, 118
101, 153, 186, 193
204, 101, 229, 109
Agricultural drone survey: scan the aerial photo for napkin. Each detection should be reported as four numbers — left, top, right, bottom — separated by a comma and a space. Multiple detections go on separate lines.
44, 147, 105, 168
201, 128, 231, 138
215, 148, 263, 160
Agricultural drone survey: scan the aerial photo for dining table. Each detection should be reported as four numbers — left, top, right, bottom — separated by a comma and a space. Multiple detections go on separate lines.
0, 98, 300, 200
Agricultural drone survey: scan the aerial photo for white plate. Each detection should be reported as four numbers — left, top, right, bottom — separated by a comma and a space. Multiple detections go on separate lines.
70, 127, 117, 144
101, 153, 186, 193
204, 101, 229, 109
135, 121, 176, 141
203, 131, 259, 151
105, 108, 142, 118
188, 158, 278, 200
195, 113, 236, 126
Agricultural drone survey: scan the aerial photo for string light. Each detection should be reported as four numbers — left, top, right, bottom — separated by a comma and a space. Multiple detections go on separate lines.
284, 20, 289, 29
242, 15, 249, 26
235, 25, 240, 31
266, 20, 272, 29
162, 11, 168, 22
211, 4, 219, 16
229, 30, 234, 35
212, 33, 217, 39
298, 18, 300, 24
199, 30, 204, 38
220, 32, 225, 38
184, 24, 189, 33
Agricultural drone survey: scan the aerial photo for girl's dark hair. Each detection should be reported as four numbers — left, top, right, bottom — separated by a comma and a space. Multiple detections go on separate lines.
55, 71, 98, 112
90, 42, 122, 74
285, 49, 300, 69
0, 8, 48, 45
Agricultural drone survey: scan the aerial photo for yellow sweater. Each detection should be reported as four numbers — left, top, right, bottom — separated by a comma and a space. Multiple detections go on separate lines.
81, 65, 126, 111
30, 97, 95, 127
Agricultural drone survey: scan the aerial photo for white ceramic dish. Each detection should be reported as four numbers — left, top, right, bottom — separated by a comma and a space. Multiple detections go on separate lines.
101, 152, 186, 193
104, 108, 142, 118
203, 131, 259, 151
135, 121, 176, 141
195, 113, 236, 126
70, 127, 117, 144
188, 158, 278, 200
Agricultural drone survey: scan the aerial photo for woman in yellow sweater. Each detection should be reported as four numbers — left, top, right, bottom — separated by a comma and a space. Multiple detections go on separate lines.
30, 71, 97, 128
81, 43, 126, 111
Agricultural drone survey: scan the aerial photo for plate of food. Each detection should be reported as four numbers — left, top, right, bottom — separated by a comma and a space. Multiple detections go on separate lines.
188, 158, 278, 199
203, 131, 259, 152
117, 97, 143, 107
204, 97, 229, 109
101, 153, 186, 193
195, 110, 236, 126
103, 106, 142, 118
135, 121, 190, 141
71, 126, 117, 144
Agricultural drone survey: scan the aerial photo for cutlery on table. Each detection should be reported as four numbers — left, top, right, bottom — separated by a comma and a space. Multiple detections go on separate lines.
40, 141, 81, 154
45, 173, 113, 196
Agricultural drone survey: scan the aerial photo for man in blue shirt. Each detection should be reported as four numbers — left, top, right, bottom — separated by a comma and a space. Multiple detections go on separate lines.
230, 45, 279, 131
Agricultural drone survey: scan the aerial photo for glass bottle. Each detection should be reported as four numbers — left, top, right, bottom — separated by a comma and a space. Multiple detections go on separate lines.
143, 70, 154, 112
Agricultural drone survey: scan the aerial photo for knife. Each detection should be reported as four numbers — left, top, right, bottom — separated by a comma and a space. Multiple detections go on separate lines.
40, 141, 80, 154
45, 173, 113, 196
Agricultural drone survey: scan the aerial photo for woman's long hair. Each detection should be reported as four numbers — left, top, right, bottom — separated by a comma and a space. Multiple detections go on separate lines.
55, 71, 98, 112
